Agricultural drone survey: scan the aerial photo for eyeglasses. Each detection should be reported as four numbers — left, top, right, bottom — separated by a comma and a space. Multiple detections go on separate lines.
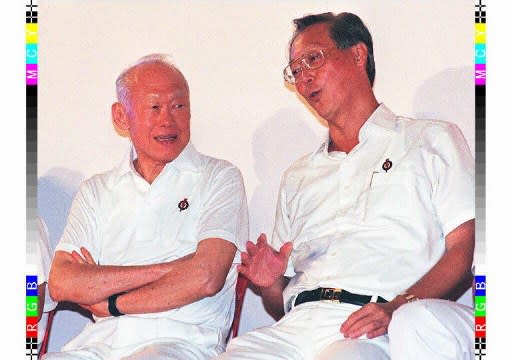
283, 47, 337, 84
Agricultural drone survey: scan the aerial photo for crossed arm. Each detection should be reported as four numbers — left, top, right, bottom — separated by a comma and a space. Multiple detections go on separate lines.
48, 238, 236, 316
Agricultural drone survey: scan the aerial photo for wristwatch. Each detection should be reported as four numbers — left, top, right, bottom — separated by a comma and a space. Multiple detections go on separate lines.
108, 292, 125, 317
401, 292, 420, 303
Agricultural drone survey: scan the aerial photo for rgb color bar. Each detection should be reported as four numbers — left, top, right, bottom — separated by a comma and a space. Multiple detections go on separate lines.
474, 273, 486, 359
26, 275, 38, 359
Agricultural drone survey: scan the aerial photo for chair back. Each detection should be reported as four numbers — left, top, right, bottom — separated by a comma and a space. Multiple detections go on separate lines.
230, 273, 249, 339
39, 308, 56, 358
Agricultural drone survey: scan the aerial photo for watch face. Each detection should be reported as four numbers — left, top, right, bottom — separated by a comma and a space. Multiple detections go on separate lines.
405, 294, 419, 302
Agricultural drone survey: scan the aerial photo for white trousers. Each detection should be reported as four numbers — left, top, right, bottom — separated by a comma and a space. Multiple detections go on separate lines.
42, 340, 216, 360
218, 299, 474, 360
388, 299, 474, 360
41, 315, 222, 360
216, 301, 390, 360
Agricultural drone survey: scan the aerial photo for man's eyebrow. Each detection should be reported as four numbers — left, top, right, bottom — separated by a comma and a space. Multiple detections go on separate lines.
142, 91, 188, 100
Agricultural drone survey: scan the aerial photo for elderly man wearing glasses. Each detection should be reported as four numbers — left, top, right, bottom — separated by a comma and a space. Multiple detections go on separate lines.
217, 11, 474, 360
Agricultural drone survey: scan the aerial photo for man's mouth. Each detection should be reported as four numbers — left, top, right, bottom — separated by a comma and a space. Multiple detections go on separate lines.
154, 135, 178, 142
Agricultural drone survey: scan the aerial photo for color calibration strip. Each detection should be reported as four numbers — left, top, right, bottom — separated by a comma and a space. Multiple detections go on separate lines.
26, 0, 38, 250
26, 275, 38, 359
474, 1, 486, 359
26, 0, 38, 358
474, 271, 486, 359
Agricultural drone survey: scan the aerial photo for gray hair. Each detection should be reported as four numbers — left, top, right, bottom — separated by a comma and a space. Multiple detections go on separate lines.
115, 54, 189, 114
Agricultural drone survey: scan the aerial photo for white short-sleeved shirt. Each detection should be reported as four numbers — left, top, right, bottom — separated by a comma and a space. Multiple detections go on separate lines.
271, 104, 475, 311
37, 217, 58, 343
55, 142, 249, 352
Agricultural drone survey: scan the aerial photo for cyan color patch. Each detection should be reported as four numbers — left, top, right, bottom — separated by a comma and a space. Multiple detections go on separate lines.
26, 44, 37, 64
475, 44, 486, 64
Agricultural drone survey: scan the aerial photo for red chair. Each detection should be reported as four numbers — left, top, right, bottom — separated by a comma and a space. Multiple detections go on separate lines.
230, 274, 249, 339
39, 308, 57, 358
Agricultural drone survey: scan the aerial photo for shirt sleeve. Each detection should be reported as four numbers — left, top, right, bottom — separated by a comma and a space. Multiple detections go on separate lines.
271, 175, 295, 277
37, 217, 58, 311
37, 217, 52, 285
430, 122, 475, 236
196, 164, 249, 261
54, 178, 101, 261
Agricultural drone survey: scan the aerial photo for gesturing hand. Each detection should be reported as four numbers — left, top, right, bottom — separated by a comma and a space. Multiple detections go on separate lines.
238, 233, 293, 288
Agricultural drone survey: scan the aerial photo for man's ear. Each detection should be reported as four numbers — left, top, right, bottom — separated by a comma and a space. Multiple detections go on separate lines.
352, 43, 368, 67
112, 102, 130, 134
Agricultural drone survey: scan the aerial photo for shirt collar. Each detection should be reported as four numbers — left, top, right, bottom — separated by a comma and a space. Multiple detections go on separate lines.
309, 103, 398, 160
112, 141, 202, 183
358, 103, 398, 141
167, 141, 203, 173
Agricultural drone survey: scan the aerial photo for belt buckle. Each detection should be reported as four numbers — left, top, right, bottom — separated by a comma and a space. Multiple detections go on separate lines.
321, 288, 342, 301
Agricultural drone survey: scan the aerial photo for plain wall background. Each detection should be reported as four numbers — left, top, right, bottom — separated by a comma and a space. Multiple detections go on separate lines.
37, 0, 476, 352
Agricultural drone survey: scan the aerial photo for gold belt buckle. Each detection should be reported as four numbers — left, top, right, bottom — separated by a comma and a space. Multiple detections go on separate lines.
321, 288, 342, 300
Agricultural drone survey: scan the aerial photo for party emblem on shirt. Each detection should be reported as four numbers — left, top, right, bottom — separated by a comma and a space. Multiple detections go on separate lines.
178, 198, 189, 212
382, 158, 393, 173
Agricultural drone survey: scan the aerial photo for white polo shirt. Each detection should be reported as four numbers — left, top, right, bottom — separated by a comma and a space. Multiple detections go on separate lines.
272, 104, 474, 311
55, 142, 249, 353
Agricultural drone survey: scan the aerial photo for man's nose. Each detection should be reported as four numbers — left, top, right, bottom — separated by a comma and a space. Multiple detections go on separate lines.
296, 69, 314, 91
159, 107, 175, 126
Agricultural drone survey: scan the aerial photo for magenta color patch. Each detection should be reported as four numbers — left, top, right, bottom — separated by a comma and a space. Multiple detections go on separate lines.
26, 64, 38, 85
475, 64, 486, 85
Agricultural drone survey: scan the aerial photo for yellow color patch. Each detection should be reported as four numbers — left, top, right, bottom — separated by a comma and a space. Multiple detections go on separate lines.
475, 24, 486, 44
26, 24, 38, 44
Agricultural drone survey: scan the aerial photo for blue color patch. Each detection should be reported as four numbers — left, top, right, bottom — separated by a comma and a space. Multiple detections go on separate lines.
474, 275, 486, 296
26, 275, 38, 296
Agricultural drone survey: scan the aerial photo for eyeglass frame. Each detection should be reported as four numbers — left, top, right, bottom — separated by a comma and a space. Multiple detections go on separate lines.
283, 47, 338, 84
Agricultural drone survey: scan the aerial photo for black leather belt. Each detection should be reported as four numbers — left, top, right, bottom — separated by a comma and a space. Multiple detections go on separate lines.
294, 288, 388, 307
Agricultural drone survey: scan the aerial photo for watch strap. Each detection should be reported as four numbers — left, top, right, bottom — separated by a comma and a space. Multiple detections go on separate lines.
108, 292, 125, 317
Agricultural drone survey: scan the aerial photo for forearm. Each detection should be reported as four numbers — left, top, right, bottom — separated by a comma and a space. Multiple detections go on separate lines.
115, 239, 236, 314
49, 251, 170, 304
396, 244, 473, 303
390, 220, 475, 307
115, 260, 216, 314
260, 276, 290, 320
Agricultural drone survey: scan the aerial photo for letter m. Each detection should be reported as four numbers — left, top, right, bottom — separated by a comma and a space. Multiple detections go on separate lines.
475, 69, 486, 79
26, 70, 38, 79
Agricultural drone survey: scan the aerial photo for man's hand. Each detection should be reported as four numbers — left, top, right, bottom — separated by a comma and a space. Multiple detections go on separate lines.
70, 247, 96, 265
80, 299, 110, 318
238, 234, 293, 288
340, 301, 400, 339
69, 247, 112, 317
